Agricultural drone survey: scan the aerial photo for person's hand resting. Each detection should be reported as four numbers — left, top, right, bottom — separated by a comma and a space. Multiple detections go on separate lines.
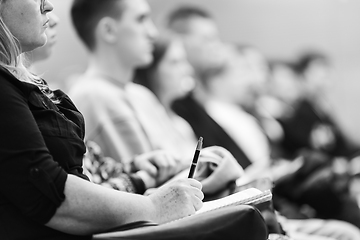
147, 178, 204, 224
196, 146, 244, 194
133, 150, 183, 189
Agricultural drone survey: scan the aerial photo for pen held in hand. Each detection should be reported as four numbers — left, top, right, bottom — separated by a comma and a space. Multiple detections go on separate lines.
188, 137, 203, 178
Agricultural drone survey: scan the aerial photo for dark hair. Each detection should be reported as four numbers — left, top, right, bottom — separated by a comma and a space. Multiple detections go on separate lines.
267, 59, 297, 76
232, 43, 258, 55
167, 6, 212, 34
134, 36, 173, 96
294, 51, 330, 75
71, 0, 125, 51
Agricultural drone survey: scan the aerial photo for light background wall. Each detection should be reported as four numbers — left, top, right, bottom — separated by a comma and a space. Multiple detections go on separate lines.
35, 0, 360, 144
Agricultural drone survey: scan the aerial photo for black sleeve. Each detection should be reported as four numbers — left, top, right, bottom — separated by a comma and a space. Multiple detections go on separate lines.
128, 174, 146, 194
0, 76, 68, 224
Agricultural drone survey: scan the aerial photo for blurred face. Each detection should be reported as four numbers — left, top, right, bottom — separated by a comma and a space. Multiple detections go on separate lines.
304, 60, 331, 93
211, 48, 259, 105
181, 17, 225, 76
268, 64, 303, 103
1, 0, 53, 52
30, 12, 59, 62
114, 0, 157, 68
243, 48, 269, 86
154, 40, 194, 102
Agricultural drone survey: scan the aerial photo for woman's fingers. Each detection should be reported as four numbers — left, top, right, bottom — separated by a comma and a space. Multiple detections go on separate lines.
187, 178, 203, 190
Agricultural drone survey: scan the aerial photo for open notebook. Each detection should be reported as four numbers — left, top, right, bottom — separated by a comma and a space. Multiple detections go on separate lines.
196, 187, 272, 214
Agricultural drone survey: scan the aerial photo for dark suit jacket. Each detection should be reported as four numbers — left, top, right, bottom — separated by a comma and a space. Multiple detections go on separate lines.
172, 93, 252, 169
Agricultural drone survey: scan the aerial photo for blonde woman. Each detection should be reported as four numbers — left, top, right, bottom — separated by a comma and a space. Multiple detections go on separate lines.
0, 0, 203, 239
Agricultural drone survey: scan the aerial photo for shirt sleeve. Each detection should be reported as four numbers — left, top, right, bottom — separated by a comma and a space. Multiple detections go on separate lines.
0, 76, 68, 224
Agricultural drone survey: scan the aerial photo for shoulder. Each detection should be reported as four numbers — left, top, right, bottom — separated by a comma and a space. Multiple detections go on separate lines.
127, 82, 152, 93
68, 75, 136, 119
0, 67, 37, 102
126, 83, 160, 103
69, 75, 125, 103
0, 66, 23, 90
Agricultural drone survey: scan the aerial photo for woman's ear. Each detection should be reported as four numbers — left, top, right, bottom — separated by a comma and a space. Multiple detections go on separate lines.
96, 17, 118, 44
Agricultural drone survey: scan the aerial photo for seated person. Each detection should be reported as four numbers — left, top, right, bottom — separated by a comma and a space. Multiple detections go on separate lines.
68, 0, 243, 195
265, 51, 360, 160
134, 34, 197, 149
0, 0, 204, 239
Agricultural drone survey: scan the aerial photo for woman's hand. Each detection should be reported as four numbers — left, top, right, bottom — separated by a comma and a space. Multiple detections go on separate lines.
148, 178, 204, 224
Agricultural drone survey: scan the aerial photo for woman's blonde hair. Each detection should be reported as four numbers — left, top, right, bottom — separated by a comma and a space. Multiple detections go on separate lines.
0, 1, 58, 103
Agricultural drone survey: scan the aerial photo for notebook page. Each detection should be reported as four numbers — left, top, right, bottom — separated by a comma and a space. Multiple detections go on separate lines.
196, 188, 265, 214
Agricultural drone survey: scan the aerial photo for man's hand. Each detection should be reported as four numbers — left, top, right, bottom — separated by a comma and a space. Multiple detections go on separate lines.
198, 146, 244, 194
133, 150, 183, 186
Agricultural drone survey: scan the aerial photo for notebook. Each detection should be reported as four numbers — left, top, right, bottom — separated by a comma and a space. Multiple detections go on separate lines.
196, 187, 272, 214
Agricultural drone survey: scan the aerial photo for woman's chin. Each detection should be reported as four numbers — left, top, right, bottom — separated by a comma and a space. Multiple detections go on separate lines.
23, 39, 48, 53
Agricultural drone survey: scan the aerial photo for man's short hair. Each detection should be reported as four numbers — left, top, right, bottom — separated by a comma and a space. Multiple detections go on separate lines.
167, 6, 212, 34
294, 51, 330, 75
71, 0, 125, 51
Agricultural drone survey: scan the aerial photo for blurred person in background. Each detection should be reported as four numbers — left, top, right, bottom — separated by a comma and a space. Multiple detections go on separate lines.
260, 52, 360, 161
263, 53, 360, 224
166, 6, 253, 166
257, 54, 360, 230
167, 5, 226, 84
167, 6, 274, 175
275, 51, 360, 160
134, 34, 197, 150
256, 59, 304, 159
231, 45, 286, 160
171, 41, 295, 186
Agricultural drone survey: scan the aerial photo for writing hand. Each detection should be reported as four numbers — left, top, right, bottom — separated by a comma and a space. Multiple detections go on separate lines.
148, 178, 203, 224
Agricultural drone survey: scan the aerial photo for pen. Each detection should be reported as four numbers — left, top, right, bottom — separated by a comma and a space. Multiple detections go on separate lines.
188, 136, 203, 178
